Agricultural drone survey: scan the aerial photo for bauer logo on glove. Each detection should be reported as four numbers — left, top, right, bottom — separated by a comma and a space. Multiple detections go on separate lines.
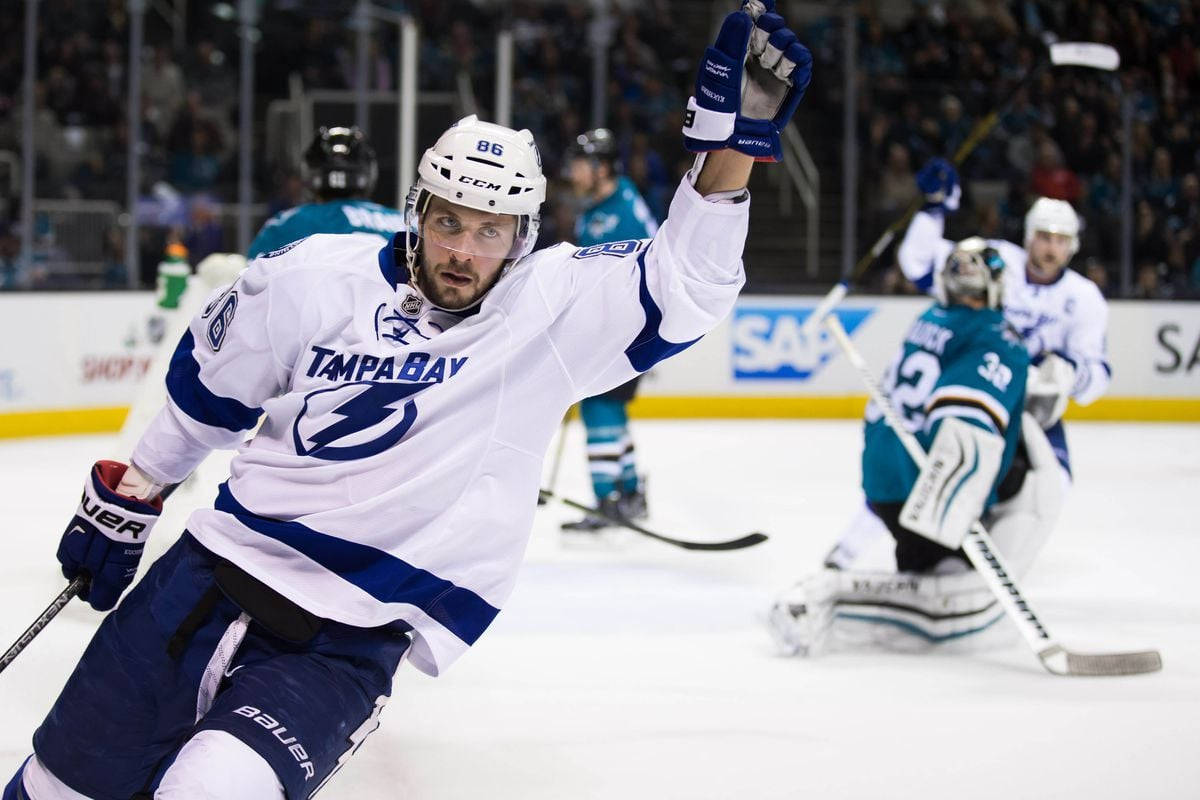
57, 460, 163, 611
682, 0, 813, 162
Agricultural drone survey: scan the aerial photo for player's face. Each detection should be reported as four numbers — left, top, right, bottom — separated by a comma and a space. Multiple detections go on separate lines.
418, 196, 517, 309
568, 157, 597, 197
1027, 230, 1073, 283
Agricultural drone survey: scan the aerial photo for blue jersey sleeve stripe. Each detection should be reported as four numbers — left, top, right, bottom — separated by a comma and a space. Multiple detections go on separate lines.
624, 250, 700, 372
215, 483, 499, 645
166, 329, 264, 433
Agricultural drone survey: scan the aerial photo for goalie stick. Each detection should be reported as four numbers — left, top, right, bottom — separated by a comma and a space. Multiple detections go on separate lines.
824, 314, 1161, 676
538, 489, 768, 551
0, 576, 88, 676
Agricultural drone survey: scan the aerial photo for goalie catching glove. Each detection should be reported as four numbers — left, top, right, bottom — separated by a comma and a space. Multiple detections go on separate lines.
57, 461, 163, 611
682, 0, 812, 162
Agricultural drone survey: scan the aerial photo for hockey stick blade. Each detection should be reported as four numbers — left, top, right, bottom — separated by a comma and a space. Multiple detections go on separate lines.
539, 490, 768, 551
1049, 42, 1120, 71
1038, 645, 1163, 677
0, 576, 87, 676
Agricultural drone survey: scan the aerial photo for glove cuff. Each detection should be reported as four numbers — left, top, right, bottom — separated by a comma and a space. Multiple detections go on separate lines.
76, 460, 163, 544
683, 96, 737, 146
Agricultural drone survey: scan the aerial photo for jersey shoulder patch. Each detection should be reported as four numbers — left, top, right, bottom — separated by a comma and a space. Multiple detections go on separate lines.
572, 239, 645, 260
261, 236, 310, 259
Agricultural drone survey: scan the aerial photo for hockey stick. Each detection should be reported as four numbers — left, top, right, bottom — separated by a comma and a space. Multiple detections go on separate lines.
823, 315, 1161, 676
538, 489, 768, 551
801, 40, 1121, 337
0, 576, 88, 676
537, 405, 574, 506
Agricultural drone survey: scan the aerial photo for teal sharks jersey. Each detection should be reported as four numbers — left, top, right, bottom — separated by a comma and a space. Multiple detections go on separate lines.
862, 303, 1030, 506
576, 176, 658, 247
247, 200, 404, 259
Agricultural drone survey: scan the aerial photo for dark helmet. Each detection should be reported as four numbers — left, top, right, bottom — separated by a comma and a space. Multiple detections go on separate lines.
567, 128, 619, 168
302, 126, 378, 200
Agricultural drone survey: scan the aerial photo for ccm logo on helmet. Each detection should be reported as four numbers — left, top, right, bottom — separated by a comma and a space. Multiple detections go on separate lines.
458, 176, 502, 191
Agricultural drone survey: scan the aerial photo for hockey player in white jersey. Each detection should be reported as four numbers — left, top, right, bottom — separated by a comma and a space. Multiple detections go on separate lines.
823, 157, 1110, 570
4, 3, 812, 798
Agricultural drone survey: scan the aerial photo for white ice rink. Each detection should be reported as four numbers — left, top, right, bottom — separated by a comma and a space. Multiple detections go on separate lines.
1, 420, 1196, 799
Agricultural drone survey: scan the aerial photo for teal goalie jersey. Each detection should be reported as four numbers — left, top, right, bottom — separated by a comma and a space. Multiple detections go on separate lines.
862, 303, 1030, 507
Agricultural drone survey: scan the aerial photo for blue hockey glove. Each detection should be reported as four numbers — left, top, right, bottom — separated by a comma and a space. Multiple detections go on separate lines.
682, 0, 812, 162
916, 157, 961, 212
57, 460, 162, 612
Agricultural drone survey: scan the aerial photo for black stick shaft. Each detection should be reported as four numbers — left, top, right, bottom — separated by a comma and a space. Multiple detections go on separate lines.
540, 490, 767, 551
0, 576, 87, 675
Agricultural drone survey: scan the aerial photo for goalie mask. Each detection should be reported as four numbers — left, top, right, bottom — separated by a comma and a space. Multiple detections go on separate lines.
404, 115, 546, 312
935, 236, 1006, 310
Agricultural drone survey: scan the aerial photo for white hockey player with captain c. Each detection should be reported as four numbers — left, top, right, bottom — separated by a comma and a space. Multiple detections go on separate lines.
897, 173, 1111, 415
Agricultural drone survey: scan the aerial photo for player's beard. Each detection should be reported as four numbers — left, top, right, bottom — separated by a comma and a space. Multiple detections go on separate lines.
416, 254, 503, 311
1028, 251, 1064, 283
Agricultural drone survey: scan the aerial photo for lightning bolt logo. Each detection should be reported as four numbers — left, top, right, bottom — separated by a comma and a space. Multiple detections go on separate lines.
292, 381, 436, 461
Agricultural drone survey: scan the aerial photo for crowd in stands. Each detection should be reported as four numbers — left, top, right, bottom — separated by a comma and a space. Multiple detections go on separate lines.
0, 0, 1196, 297
839, 0, 1200, 298
0, 0, 693, 288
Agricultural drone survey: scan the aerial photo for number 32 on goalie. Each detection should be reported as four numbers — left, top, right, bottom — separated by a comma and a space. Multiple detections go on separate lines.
977, 352, 1012, 392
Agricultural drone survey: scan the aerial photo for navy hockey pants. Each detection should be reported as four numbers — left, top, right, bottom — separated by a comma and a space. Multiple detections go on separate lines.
30, 532, 410, 800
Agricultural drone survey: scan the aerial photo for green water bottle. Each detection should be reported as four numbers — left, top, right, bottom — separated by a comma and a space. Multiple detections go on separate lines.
155, 241, 191, 310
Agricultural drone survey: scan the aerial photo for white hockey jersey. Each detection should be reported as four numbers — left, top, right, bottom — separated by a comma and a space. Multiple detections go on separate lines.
130, 177, 747, 676
897, 209, 1111, 405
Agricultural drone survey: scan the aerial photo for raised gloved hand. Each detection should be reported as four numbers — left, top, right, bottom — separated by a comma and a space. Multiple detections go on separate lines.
682, 0, 813, 162
916, 157, 961, 212
57, 461, 163, 611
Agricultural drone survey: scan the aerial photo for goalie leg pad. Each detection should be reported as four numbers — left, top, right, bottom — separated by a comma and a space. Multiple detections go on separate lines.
822, 502, 891, 569
900, 417, 1005, 550
832, 570, 1003, 645
982, 414, 1065, 579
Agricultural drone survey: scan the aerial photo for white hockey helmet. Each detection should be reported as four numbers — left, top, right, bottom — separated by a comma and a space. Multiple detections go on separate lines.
405, 114, 545, 261
1023, 197, 1080, 256
935, 236, 1006, 310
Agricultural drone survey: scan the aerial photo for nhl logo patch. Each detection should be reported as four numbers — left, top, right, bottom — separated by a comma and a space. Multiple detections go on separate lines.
401, 294, 423, 316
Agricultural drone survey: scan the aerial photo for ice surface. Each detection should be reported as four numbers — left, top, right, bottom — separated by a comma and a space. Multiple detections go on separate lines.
1, 420, 1196, 799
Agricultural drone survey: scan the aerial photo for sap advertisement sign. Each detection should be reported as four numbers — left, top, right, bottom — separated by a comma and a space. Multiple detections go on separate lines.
732, 306, 874, 380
